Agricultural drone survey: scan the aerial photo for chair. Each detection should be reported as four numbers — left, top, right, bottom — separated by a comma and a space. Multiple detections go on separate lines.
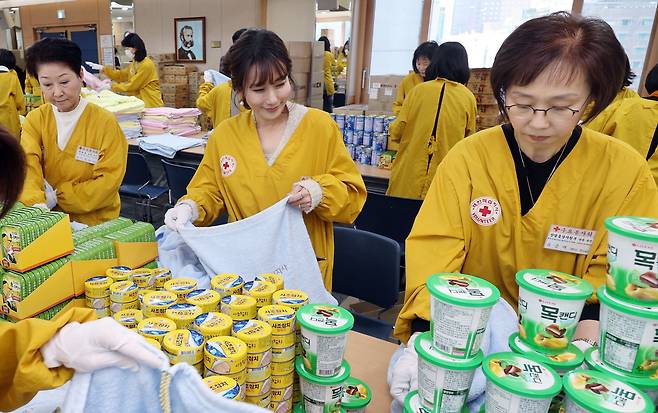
120, 152, 168, 222
161, 159, 198, 205
332, 226, 401, 340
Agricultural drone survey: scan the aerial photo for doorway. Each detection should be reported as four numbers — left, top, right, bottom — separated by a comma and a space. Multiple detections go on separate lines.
36, 25, 99, 73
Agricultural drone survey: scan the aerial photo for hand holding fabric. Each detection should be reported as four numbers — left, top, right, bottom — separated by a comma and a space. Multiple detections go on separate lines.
389, 332, 420, 405
164, 203, 194, 231
203, 71, 213, 84
85, 61, 104, 71
287, 183, 312, 213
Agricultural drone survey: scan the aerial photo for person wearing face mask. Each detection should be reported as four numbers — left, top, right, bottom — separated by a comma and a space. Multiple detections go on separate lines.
0, 49, 25, 140
89, 33, 163, 108
386, 42, 476, 200
19, 38, 127, 225
164, 29, 367, 289
392, 41, 439, 116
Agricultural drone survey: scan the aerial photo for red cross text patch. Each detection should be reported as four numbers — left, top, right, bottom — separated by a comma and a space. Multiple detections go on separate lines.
470, 196, 502, 226
219, 155, 237, 177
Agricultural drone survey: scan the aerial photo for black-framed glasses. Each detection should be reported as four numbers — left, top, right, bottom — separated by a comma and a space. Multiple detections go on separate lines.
504, 104, 581, 123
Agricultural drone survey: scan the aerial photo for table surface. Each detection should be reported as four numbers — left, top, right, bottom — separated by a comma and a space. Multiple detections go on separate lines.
344, 331, 398, 412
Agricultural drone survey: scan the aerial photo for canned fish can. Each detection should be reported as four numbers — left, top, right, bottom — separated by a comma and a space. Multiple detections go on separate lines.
110, 299, 139, 314
211, 274, 244, 298
362, 131, 373, 147
364, 115, 374, 133
271, 373, 295, 390
193, 312, 233, 339
162, 329, 205, 365
269, 398, 293, 413
255, 274, 284, 291
335, 114, 345, 131
245, 378, 272, 397
343, 129, 353, 146
373, 115, 385, 133
272, 290, 309, 311
353, 131, 364, 146
354, 145, 365, 164
142, 291, 177, 317
354, 115, 365, 132
129, 268, 156, 290
373, 133, 387, 152
247, 349, 273, 369
86, 296, 110, 309
243, 280, 276, 308
84, 275, 113, 298
165, 303, 203, 329
245, 392, 272, 408
106, 266, 132, 281
258, 305, 296, 335
203, 375, 242, 401
221, 294, 258, 321
93, 307, 111, 318
109, 281, 138, 303
271, 358, 295, 376
137, 317, 177, 343
345, 115, 355, 131
371, 150, 383, 167
345, 143, 355, 159
384, 116, 396, 133
113, 308, 144, 329
186, 289, 221, 312
164, 278, 198, 303
151, 268, 173, 289
271, 332, 296, 349
204, 336, 248, 374
232, 320, 273, 353
362, 148, 373, 165
247, 363, 272, 382
272, 345, 296, 363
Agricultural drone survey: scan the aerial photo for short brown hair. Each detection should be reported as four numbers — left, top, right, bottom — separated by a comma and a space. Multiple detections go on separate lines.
491, 12, 625, 123
0, 126, 26, 218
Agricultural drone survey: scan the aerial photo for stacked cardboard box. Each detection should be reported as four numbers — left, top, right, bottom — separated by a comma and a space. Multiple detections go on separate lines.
367, 75, 404, 112
286, 41, 325, 109
188, 72, 204, 108
468, 68, 501, 131
159, 64, 198, 108
151, 53, 176, 76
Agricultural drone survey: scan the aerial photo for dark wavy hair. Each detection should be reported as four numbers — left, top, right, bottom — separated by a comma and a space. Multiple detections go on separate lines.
26, 38, 82, 78
0, 126, 25, 218
425, 42, 470, 85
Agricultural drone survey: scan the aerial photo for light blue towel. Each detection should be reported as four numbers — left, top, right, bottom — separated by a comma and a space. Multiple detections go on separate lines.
137, 134, 204, 159
206, 69, 231, 86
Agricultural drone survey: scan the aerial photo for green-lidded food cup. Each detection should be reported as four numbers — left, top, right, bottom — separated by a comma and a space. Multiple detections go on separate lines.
295, 357, 350, 413
508, 332, 584, 376
340, 376, 371, 413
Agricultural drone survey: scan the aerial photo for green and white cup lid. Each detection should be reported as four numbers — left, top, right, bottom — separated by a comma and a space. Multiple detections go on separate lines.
598, 286, 658, 320
605, 216, 658, 243
563, 369, 654, 413
515, 269, 593, 300
482, 352, 562, 398
508, 332, 584, 372
426, 273, 500, 308
341, 376, 372, 408
584, 347, 658, 390
293, 404, 346, 413
415, 332, 483, 370
295, 356, 350, 385
296, 304, 354, 334
403, 391, 430, 413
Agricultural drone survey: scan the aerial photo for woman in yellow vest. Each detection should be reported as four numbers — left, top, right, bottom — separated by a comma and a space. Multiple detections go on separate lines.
24, 71, 43, 107
318, 36, 337, 113
93, 33, 163, 108
336, 39, 349, 77
392, 41, 439, 115
387, 42, 476, 199
646, 63, 658, 101
165, 29, 367, 289
0, 50, 25, 140
19, 38, 127, 226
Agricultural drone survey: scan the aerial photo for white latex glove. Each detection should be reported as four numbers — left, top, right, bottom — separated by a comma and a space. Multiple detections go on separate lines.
389, 332, 420, 405
45, 180, 57, 209
85, 61, 104, 71
41, 317, 164, 373
164, 203, 193, 231
33, 203, 49, 210
203, 70, 213, 84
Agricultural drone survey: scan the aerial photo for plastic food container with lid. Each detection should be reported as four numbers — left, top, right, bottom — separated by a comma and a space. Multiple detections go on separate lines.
296, 357, 350, 413
341, 376, 372, 413
508, 332, 585, 376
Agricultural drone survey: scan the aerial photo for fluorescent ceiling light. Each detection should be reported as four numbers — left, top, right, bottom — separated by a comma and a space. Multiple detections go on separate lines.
0, 0, 74, 7
116, 16, 123, 20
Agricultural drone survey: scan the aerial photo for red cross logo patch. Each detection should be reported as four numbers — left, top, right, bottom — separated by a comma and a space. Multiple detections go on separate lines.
470, 196, 502, 226
219, 155, 237, 177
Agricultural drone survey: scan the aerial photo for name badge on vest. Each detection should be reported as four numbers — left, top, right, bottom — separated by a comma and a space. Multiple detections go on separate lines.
544, 224, 596, 255
75, 145, 100, 165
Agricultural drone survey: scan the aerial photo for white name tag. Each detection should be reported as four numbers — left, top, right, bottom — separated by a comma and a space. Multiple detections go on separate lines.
75, 145, 100, 165
544, 224, 596, 255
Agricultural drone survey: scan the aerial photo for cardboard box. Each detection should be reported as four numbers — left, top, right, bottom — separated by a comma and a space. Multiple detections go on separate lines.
151, 53, 176, 63
476, 94, 497, 105
311, 56, 324, 73
293, 72, 309, 99
312, 41, 324, 58
162, 65, 187, 76
185, 65, 198, 73
160, 83, 189, 94
286, 41, 312, 58
291, 57, 311, 73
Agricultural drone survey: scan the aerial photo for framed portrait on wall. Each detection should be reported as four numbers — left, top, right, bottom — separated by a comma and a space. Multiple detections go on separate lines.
174, 17, 206, 63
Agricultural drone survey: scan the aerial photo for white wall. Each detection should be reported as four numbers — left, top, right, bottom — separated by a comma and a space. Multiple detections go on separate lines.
267, 0, 316, 41
133, 0, 261, 71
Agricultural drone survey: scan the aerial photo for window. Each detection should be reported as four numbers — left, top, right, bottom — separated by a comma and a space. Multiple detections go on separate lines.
582, 0, 658, 91
428, 0, 572, 68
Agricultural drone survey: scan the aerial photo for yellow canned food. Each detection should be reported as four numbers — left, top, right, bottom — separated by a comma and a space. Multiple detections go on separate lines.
271, 358, 294, 376
93, 307, 111, 318
271, 332, 296, 349
109, 281, 139, 303
211, 273, 244, 297
106, 266, 132, 282
269, 397, 293, 413
110, 299, 139, 314
165, 303, 203, 329
164, 278, 198, 303
271, 373, 294, 390
246, 364, 272, 383
113, 308, 144, 329
272, 345, 296, 363
162, 329, 205, 365
246, 349, 272, 369
202, 375, 242, 401
221, 295, 257, 320
84, 275, 113, 298
243, 280, 276, 308
129, 268, 156, 289
142, 291, 177, 317
86, 296, 110, 309
244, 378, 272, 397
245, 393, 272, 408
205, 367, 247, 385
137, 317, 177, 343
193, 312, 233, 339
144, 337, 162, 351
272, 289, 309, 310
258, 305, 295, 335
256, 273, 284, 291
204, 336, 248, 374
232, 320, 272, 353
186, 289, 221, 313
151, 268, 173, 289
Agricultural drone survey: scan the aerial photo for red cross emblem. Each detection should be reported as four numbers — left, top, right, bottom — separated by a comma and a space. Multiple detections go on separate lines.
479, 206, 492, 217
223, 162, 230, 170
219, 155, 236, 177
470, 196, 501, 226
553, 225, 560, 232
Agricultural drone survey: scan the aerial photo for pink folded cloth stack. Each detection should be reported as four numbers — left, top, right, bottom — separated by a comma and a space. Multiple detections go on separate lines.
140, 107, 202, 136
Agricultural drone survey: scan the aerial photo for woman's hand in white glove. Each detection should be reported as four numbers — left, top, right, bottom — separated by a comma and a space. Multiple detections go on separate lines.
389, 332, 421, 405
85, 61, 104, 71
40, 318, 164, 373
203, 70, 214, 84
164, 203, 194, 231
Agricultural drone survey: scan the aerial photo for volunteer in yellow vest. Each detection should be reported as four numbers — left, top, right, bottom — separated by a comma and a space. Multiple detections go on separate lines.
24, 71, 43, 107
645, 63, 658, 101
319, 36, 337, 113
392, 41, 439, 115
336, 40, 349, 77
0, 50, 25, 140
387, 42, 476, 199
95, 33, 164, 108
19, 38, 127, 226
165, 29, 367, 289
395, 12, 658, 343
0, 128, 162, 412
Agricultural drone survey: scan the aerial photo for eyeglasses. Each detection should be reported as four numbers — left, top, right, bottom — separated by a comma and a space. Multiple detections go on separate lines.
504, 104, 581, 123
